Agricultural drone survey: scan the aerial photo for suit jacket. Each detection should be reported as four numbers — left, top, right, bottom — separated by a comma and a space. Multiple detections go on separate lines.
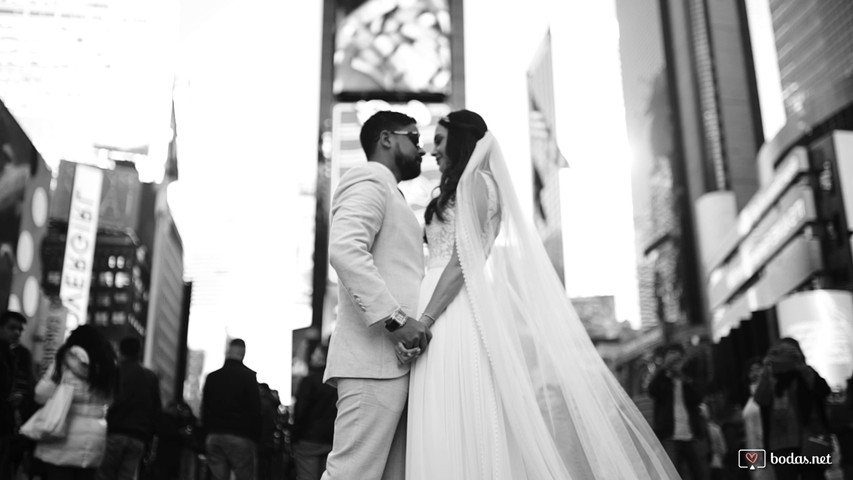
325, 162, 425, 384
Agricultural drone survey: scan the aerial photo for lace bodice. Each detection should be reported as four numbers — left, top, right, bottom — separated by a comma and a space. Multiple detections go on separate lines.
425, 203, 458, 269
425, 173, 500, 269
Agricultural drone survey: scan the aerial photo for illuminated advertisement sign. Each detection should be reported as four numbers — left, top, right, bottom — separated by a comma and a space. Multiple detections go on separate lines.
832, 131, 853, 234
333, 0, 452, 95
736, 147, 809, 238
709, 185, 817, 309
51, 160, 142, 231
37, 299, 69, 375
707, 147, 810, 269
777, 290, 853, 391
59, 164, 103, 330
1, 100, 51, 321
1, 100, 38, 309
711, 235, 823, 341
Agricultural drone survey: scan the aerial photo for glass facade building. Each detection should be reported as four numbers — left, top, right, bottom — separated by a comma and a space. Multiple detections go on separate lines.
770, 0, 853, 116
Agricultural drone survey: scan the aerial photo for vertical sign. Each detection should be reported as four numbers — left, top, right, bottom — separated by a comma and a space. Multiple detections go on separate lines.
37, 298, 69, 376
832, 131, 853, 231
59, 164, 103, 331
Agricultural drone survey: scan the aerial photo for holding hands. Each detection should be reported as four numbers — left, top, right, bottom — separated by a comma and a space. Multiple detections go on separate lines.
392, 313, 437, 365
395, 342, 421, 365
387, 311, 432, 365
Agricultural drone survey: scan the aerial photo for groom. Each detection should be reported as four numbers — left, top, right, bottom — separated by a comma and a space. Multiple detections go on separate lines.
322, 110, 431, 480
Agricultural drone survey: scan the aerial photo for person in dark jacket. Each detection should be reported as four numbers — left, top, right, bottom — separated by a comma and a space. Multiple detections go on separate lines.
754, 338, 831, 480
257, 383, 281, 480
201, 338, 262, 480
292, 344, 337, 480
0, 310, 34, 479
96, 336, 162, 480
0, 311, 18, 479
648, 343, 709, 480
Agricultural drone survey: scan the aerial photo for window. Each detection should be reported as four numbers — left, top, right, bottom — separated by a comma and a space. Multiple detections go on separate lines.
112, 312, 127, 325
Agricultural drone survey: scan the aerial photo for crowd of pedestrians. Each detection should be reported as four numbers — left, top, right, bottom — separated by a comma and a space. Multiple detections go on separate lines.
647, 337, 849, 480
11, 303, 853, 480
2, 309, 336, 480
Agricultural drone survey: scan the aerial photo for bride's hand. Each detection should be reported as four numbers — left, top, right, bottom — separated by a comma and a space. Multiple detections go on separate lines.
395, 341, 421, 365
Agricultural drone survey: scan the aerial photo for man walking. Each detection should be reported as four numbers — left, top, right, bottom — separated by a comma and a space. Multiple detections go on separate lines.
201, 338, 261, 480
97, 336, 162, 480
321, 110, 430, 480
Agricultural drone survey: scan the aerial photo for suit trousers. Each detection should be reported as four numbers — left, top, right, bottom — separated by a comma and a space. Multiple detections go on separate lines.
321, 375, 409, 480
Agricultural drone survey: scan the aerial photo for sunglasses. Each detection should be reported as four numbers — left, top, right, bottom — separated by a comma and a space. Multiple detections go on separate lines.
390, 130, 421, 147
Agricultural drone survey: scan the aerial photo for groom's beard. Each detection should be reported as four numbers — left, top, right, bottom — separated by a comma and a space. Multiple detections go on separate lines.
396, 150, 422, 181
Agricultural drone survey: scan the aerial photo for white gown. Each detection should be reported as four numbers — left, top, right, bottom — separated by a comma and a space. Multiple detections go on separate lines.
406, 191, 513, 480
406, 133, 679, 479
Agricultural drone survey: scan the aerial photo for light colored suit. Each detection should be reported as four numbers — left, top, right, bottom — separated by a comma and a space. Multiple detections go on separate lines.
322, 161, 424, 480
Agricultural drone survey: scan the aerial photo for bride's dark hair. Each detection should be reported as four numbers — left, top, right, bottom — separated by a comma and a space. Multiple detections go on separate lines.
425, 109, 488, 225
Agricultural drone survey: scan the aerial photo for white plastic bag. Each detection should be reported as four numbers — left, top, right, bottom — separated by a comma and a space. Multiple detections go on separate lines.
20, 383, 74, 441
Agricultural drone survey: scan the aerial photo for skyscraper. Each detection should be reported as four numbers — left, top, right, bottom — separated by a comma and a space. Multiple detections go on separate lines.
615, 0, 763, 339
702, 0, 853, 394
769, 0, 853, 116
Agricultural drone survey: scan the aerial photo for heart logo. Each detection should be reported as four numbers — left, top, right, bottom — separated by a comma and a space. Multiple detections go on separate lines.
745, 453, 758, 464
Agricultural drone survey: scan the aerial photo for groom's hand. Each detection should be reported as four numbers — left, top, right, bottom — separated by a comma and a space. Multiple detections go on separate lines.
395, 342, 421, 365
392, 317, 432, 351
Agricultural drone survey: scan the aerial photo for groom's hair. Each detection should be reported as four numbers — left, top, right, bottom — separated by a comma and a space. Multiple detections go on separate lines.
360, 111, 417, 159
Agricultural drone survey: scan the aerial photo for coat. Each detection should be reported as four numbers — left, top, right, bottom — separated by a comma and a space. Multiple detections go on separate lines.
34, 347, 111, 468
201, 359, 262, 442
324, 162, 425, 384
647, 369, 707, 441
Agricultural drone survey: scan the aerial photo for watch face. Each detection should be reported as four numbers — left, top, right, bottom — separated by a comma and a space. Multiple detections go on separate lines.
385, 318, 401, 332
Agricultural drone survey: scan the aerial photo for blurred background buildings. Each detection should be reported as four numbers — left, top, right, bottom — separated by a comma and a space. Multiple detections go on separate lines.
2, 0, 853, 423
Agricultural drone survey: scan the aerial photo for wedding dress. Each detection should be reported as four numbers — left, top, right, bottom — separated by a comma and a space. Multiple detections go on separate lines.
406, 133, 678, 479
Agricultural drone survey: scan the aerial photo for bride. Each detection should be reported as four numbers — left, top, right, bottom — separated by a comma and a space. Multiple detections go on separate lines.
397, 110, 679, 479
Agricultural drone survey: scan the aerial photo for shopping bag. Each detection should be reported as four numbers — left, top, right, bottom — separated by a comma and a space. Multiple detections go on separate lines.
19, 383, 74, 441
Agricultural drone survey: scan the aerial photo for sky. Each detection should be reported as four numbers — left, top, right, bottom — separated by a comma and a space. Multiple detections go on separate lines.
167, 0, 643, 398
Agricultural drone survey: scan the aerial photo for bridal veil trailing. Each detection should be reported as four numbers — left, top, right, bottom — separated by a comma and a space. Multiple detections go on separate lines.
453, 132, 678, 479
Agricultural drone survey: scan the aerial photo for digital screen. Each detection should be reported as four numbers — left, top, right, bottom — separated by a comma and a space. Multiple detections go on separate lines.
334, 0, 452, 95
0, 103, 35, 247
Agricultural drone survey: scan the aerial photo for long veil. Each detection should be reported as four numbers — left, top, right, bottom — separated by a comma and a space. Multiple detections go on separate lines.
456, 132, 679, 479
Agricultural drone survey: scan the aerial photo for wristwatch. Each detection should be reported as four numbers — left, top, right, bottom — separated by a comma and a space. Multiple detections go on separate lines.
384, 309, 408, 332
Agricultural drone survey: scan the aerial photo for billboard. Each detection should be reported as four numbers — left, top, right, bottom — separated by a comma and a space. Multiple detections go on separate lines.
333, 0, 452, 95
832, 131, 853, 240
708, 185, 818, 310
0, 100, 39, 308
615, 0, 700, 329
58, 164, 104, 330
778, 290, 853, 391
51, 160, 142, 231
528, 31, 568, 284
